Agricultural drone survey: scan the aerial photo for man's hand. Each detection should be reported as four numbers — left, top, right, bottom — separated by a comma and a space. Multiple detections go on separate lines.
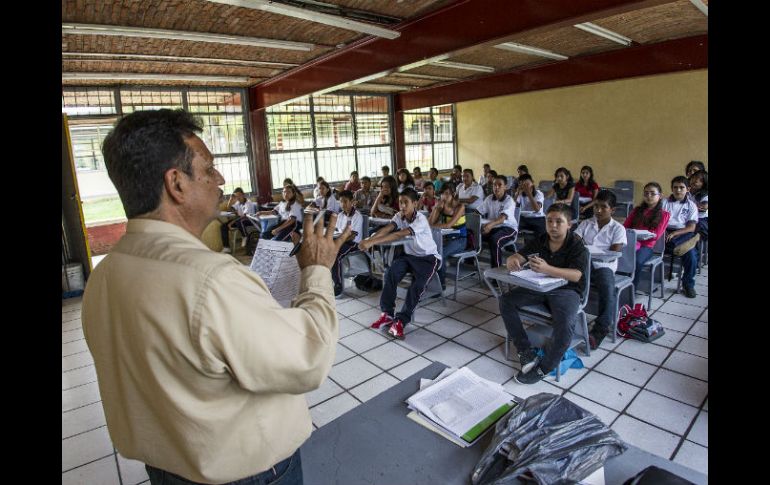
296, 212, 351, 270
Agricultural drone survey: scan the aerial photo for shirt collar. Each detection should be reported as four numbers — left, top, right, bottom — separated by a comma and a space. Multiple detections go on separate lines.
126, 218, 210, 250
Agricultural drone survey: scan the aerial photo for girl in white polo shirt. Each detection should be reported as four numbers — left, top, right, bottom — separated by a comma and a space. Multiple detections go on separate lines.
478, 174, 518, 268
456, 168, 485, 213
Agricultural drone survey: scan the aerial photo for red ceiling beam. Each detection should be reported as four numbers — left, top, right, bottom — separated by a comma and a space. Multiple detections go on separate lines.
250, 0, 675, 109
395, 34, 708, 111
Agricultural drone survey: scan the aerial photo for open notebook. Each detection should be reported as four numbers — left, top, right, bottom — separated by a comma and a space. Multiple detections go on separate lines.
509, 268, 566, 286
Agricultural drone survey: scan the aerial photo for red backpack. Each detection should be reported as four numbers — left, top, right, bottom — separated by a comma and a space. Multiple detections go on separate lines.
616, 304, 665, 343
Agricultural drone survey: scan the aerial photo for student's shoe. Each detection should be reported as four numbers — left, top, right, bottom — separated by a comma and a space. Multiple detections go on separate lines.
683, 286, 697, 298
221, 247, 232, 254
370, 313, 394, 330
388, 319, 405, 339
518, 348, 540, 374
589, 328, 607, 350
514, 366, 546, 385
334, 284, 344, 298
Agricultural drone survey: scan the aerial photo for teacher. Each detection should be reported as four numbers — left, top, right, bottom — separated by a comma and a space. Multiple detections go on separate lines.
82, 109, 350, 485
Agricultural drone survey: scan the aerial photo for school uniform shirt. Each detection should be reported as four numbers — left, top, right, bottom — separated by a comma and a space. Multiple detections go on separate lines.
335, 209, 364, 244
397, 183, 415, 193
553, 181, 575, 201
478, 174, 487, 186
662, 197, 698, 229
390, 211, 441, 260
313, 186, 322, 199
574, 217, 627, 273
413, 177, 426, 190
232, 199, 257, 217
274, 200, 304, 222
314, 195, 341, 213
517, 190, 545, 217
694, 194, 708, 219
456, 182, 485, 211
344, 180, 361, 192
479, 194, 518, 231
623, 207, 671, 250
420, 196, 438, 212
519, 231, 590, 295
353, 189, 376, 209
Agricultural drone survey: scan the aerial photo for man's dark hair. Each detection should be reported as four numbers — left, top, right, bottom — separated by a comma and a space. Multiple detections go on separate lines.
440, 181, 456, 195
517, 164, 529, 173
102, 109, 203, 218
671, 175, 690, 188
594, 189, 617, 208
381, 165, 390, 172
547, 202, 573, 221
453, 164, 463, 171
488, 170, 498, 178
399, 187, 420, 202
518, 173, 533, 183
338, 190, 354, 200
494, 174, 508, 185
361, 176, 371, 182
685, 160, 705, 174
233, 187, 244, 194
463, 168, 475, 178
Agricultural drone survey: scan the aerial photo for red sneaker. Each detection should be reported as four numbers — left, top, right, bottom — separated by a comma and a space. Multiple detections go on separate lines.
370, 313, 394, 330
388, 320, 405, 339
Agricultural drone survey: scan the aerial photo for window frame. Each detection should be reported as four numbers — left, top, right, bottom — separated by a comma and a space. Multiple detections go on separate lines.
403, 104, 457, 172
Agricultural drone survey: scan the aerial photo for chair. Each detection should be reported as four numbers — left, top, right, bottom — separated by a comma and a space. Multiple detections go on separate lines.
504, 259, 592, 382
665, 232, 700, 294
637, 233, 666, 309
569, 194, 580, 227
612, 181, 635, 218
341, 215, 375, 286
538, 180, 553, 193
445, 213, 483, 300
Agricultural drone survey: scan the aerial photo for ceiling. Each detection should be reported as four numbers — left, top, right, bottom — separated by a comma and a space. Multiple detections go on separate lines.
62, 0, 708, 108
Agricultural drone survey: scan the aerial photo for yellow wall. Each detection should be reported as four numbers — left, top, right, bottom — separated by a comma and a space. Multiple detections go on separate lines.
457, 69, 707, 204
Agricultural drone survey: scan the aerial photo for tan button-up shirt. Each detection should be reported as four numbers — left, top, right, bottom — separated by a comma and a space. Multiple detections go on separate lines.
82, 219, 338, 484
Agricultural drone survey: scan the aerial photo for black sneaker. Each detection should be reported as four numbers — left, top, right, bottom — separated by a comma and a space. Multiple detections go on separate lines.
683, 286, 697, 298
518, 348, 539, 374
589, 328, 607, 350
514, 366, 546, 385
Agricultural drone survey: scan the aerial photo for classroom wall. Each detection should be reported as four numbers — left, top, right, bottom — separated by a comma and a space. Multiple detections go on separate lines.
456, 69, 707, 205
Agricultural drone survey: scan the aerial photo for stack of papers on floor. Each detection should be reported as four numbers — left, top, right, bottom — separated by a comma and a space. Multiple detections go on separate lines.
406, 367, 518, 448
509, 269, 566, 286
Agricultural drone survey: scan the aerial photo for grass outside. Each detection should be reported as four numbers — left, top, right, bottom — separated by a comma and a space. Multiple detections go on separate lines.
82, 196, 126, 224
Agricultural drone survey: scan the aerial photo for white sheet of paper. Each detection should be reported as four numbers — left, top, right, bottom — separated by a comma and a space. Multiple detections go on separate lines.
248, 239, 300, 308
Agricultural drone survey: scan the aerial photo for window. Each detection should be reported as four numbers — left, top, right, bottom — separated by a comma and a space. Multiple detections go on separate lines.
404, 104, 456, 171
266, 94, 392, 189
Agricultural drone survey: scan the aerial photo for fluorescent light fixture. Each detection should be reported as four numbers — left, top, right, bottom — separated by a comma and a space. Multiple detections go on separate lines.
391, 72, 457, 81
62, 72, 250, 83
397, 54, 450, 73
688, 0, 708, 16
494, 42, 568, 61
348, 83, 410, 91
574, 22, 632, 46
309, 70, 392, 97
429, 60, 494, 73
62, 52, 298, 69
206, 0, 400, 39
61, 23, 314, 51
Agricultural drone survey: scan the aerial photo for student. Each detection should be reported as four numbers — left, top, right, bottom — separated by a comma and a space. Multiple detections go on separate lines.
515, 173, 547, 238
685, 160, 706, 178
412, 166, 427, 190
396, 168, 416, 193
662, 176, 699, 298
623, 182, 671, 289
343, 171, 361, 193
429, 167, 442, 192
309, 180, 341, 214
574, 190, 627, 349
456, 168, 485, 213
360, 188, 441, 339
575, 165, 600, 219
478, 163, 492, 186
417, 182, 438, 212
688, 170, 708, 241
429, 182, 467, 291
353, 176, 376, 211
450, 164, 463, 185
478, 175, 518, 268
483, 169, 498, 198
370, 175, 399, 218
257, 185, 304, 241
546, 167, 576, 205
512, 164, 529, 193
377, 165, 391, 187
313, 176, 326, 199
220, 187, 258, 253
331, 191, 365, 297
282, 178, 305, 204
500, 203, 590, 385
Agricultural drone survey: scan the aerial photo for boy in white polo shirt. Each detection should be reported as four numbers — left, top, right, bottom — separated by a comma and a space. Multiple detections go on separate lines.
331, 190, 365, 298
574, 190, 627, 349
359, 188, 441, 339
662, 176, 700, 298
478, 174, 518, 268
514, 173, 546, 238
457, 168, 485, 213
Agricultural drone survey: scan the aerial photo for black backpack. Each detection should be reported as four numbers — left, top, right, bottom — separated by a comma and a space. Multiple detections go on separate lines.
353, 274, 383, 292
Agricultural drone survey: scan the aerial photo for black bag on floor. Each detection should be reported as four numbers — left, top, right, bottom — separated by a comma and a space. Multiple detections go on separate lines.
353, 274, 382, 292
623, 466, 695, 485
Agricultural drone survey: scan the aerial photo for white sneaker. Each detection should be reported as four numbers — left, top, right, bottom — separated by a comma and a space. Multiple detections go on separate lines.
221, 247, 232, 254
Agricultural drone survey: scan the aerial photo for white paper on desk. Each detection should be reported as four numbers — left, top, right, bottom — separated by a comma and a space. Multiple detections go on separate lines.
585, 245, 606, 255
248, 239, 300, 308
630, 229, 655, 240
509, 268, 566, 286
579, 466, 605, 485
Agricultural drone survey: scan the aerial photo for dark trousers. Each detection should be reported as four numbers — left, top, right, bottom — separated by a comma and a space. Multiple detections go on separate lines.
331, 241, 360, 289
220, 217, 253, 247
665, 231, 698, 289
270, 220, 299, 242
380, 253, 440, 324
519, 217, 546, 238
146, 449, 303, 485
499, 287, 580, 373
591, 267, 617, 337
632, 246, 655, 288
486, 226, 517, 268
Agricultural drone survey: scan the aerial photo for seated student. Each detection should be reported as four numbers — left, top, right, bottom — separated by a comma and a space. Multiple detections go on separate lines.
688, 170, 708, 242
514, 173, 547, 238
685, 160, 706, 178
370, 176, 399, 218
376, 165, 391, 187
662, 176, 700, 298
416, 182, 438, 212
483, 169, 498, 197
312, 176, 325, 199
396, 168, 416, 193
500, 203, 590, 385
450, 164, 463, 185
478, 163, 492, 186
331, 191, 365, 297
282, 178, 305, 204
512, 164, 530, 193
412, 166, 427, 190
309, 180, 341, 215
478, 175, 518, 268
256, 185, 304, 241
343, 171, 361, 193
574, 190, 627, 349
456, 168, 485, 213
220, 187, 258, 253
429, 182, 467, 292
360, 188, 441, 339
428, 167, 442, 192
575, 165, 601, 219
353, 176, 376, 211
623, 182, 671, 289
546, 167, 576, 205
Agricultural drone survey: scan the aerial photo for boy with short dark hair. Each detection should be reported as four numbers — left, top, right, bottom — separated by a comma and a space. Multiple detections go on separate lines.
331, 191, 364, 297
662, 176, 700, 298
478, 175, 518, 268
353, 176, 375, 211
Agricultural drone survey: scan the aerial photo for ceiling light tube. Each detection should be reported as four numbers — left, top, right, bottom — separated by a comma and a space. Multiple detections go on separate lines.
206, 0, 400, 39
62, 52, 298, 68
494, 42, 568, 60
61, 23, 314, 51
62, 72, 250, 83
574, 22, 631, 46
430, 60, 494, 73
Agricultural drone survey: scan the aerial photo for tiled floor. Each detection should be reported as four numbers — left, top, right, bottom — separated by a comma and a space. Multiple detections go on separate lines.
63, 254, 708, 483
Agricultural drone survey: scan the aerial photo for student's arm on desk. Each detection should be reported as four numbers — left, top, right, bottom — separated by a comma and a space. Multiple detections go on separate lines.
482, 214, 506, 234
665, 221, 696, 242
529, 256, 582, 283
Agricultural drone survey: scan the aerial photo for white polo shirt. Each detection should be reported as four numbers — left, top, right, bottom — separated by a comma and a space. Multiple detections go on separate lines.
233, 199, 257, 217
456, 182, 485, 211
662, 197, 698, 229
335, 209, 364, 244
274, 200, 304, 222
314, 195, 341, 213
574, 217, 627, 272
695, 194, 708, 219
390, 211, 440, 260
479, 194, 518, 231
517, 190, 545, 217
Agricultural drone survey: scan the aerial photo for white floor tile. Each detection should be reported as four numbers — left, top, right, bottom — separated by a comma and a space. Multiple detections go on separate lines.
305, 377, 344, 407
334, 299, 374, 317
423, 341, 481, 369
347, 307, 385, 326
485, 344, 520, 369
63, 339, 91, 357
611, 415, 680, 460
473, 296, 502, 315
62, 426, 114, 472
357, 293, 382, 308
117, 453, 150, 485
503, 376, 563, 401
547, 366, 589, 390
676, 335, 708, 358
562, 392, 620, 427
339, 329, 390, 354
645, 369, 708, 407
337, 318, 364, 338
595, 353, 657, 387
702, 399, 707, 411
62, 455, 120, 485
425, 317, 473, 339
328, 356, 382, 389
699, 309, 707, 322
424, 297, 467, 315
466, 356, 516, 385
393, 328, 447, 354
649, 311, 695, 333
453, 289, 489, 306
62, 402, 106, 439
63, 351, 95, 372
649, 328, 685, 349
668, 293, 708, 308
333, 344, 355, 366
626, 390, 699, 435
570, 372, 640, 411
310, 392, 360, 428
478, 316, 507, 338
361, 341, 418, 370
451, 306, 496, 326
614, 339, 671, 366
686, 411, 708, 447
62, 320, 83, 333
411, 307, 444, 325
663, 351, 708, 381
673, 441, 708, 475
598, 334, 624, 351
63, 365, 98, 391
389, 356, 434, 380
634, 295, 664, 311
63, 329, 85, 344
349, 373, 400, 402
688, 321, 707, 339
63, 311, 82, 324
453, 328, 505, 353
577, 348, 609, 369
63, 382, 101, 413
657, 301, 704, 320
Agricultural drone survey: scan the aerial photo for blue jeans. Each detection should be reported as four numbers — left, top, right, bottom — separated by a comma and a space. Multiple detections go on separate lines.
145, 449, 302, 485
438, 236, 467, 287
591, 267, 617, 337
632, 246, 654, 288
